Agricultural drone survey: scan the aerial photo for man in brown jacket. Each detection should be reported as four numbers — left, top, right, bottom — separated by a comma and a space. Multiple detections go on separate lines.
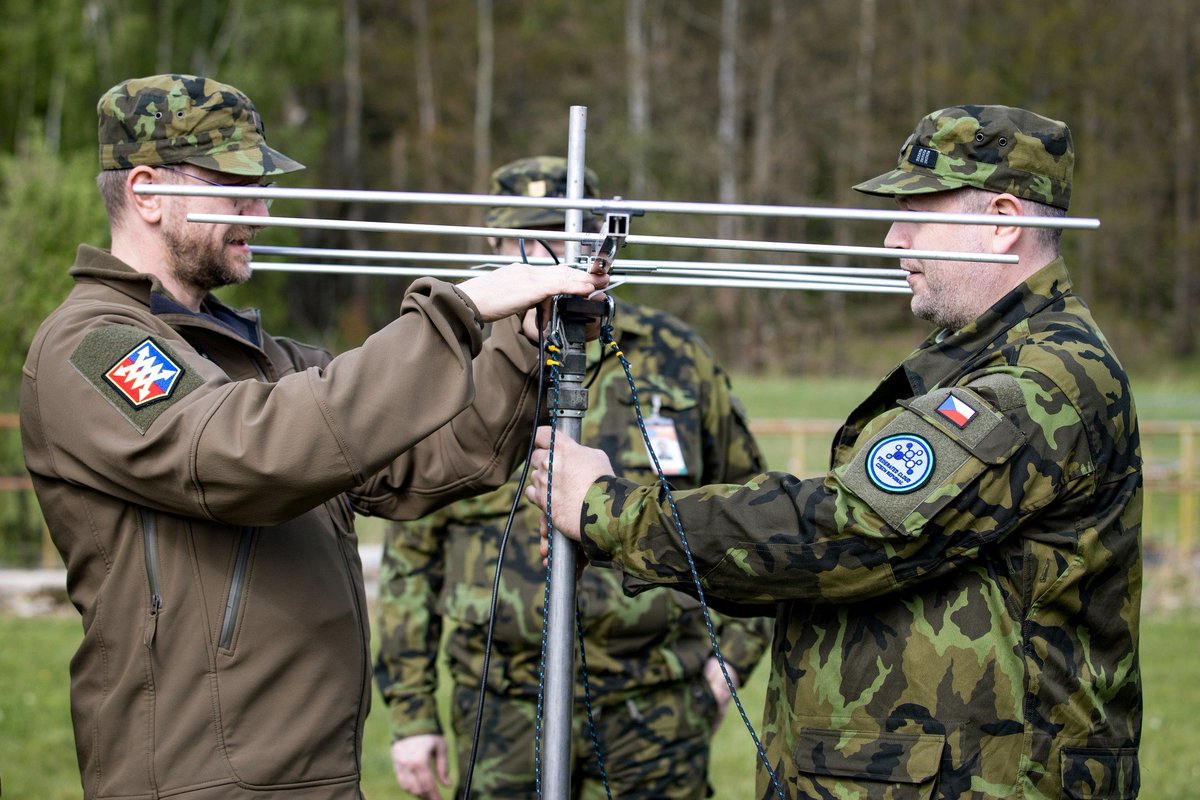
19, 74, 606, 800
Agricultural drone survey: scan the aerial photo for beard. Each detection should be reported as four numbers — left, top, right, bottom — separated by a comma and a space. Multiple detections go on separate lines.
910, 270, 980, 332
162, 217, 257, 293
907, 224, 993, 331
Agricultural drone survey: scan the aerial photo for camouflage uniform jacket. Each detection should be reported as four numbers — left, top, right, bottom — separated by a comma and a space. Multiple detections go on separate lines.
375, 299, 771, 740
21, 246, 545, 799
579, 260, 1142, 800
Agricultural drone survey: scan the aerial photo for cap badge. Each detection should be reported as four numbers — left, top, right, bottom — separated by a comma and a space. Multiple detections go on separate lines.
908, 145, 939, 168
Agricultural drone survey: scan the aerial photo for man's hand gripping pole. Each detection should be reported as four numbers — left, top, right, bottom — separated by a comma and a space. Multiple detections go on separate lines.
537, 210, 623, 797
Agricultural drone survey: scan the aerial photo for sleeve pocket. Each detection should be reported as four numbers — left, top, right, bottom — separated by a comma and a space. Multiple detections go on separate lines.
1061, 746, 1138, 799
795, 727, 944, 798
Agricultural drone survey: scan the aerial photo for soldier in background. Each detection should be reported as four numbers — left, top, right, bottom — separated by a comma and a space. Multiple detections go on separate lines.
374, 156, 772, 799
528, 107, 1143, 799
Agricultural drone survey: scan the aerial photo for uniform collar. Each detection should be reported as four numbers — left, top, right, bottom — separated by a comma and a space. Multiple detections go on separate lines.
901, 257, 1073, 394
71, 244, 264, 346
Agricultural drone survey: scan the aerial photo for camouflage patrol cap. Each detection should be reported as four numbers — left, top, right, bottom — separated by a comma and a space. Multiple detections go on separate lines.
485, 156, 599, 229
853, 105, 1073, 210
97, 74, 304, 176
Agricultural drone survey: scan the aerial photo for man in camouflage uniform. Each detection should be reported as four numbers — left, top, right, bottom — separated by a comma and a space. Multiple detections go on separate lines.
374, 157, 772, 799
528, 107, 1142, 799
21, 76, 604, 800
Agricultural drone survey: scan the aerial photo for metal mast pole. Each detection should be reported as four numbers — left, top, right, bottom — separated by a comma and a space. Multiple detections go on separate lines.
541, 105, 591, 798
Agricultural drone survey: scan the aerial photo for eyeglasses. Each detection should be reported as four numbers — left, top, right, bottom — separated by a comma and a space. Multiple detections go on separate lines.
156, 166, 277, 209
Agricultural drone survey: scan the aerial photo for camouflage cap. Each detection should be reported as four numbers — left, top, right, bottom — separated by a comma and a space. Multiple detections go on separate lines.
853, 105, 1072, 210
485, 156, 599, 229
97, 74, 304, 176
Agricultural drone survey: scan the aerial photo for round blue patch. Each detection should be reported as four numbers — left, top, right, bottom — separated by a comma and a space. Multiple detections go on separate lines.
866, 433, 935, 493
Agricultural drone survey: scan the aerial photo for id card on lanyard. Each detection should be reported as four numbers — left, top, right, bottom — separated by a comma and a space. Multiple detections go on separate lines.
643, 393, 688, 476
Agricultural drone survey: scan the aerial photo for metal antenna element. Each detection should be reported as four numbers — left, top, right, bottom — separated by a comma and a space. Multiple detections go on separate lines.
539, 106, 594, 799
138, 183, 1100, 229
188, 213, 1018, 266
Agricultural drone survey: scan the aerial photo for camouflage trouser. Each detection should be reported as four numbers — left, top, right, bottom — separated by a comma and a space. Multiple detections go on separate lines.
450, 674, 719, 798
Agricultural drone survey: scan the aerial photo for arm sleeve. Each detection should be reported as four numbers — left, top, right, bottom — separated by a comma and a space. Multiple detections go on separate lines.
25, 278, 539, 527
349, 312, 544, 520
695, 340, 766, 488
710, 611, 773, 678
580, 369, 1094, 605
373, 513, 447, 740
692, 341, 776, 650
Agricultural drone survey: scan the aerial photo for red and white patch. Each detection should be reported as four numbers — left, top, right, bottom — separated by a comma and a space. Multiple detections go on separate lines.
104, 339, 183, 407
936, 394, 977, 428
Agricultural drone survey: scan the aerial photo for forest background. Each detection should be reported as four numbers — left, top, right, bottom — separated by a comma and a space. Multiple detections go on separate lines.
3, 2, 1200, 797
2, 0, 1200, 407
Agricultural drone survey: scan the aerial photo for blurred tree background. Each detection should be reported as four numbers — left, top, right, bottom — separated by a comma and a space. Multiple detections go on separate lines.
2, 0, 1199, 410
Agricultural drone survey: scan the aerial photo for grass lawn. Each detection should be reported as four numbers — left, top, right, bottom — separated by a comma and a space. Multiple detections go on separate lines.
3, 370, 1196, 797
3, 610, 1198, 798
731, 369, 1200, 423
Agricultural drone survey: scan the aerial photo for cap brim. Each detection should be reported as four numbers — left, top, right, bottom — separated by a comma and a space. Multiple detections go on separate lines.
852, 168, 971, 198
183, 142, 305, 177
486, 208, 571, 229
255, 144, 305, 176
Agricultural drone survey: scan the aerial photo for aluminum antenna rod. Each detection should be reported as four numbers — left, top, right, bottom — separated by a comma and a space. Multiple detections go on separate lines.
138, 182, 1100, 229
540, 105, 590, 800
188, 213, 1018, 264
251, 246, 908, 277
247, 261, 913, 294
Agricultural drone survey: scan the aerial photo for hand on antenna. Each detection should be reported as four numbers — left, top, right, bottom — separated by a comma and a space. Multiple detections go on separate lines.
455, 262, 607, 323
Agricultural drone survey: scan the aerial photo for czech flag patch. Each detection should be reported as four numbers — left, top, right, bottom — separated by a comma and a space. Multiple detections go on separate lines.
104, 339, 184, 407
936, 393, 977, 428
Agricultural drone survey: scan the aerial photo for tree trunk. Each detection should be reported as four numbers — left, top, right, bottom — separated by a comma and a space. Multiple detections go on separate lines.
745, 0, 787, 370
827, 0, 876, 372
343, 0, 364, 193
341, 0, 372, 342
411, 0, 439, 189
626, 0, 649, 198
472, 0, 494, 197
716, 0, 740, 229
206, 0, 245, 75
156, 0, 176, 71
749, 0, 785, 206
1171, 0, 1197, 355
714, 0, 741, 359
44, 67, 65, 153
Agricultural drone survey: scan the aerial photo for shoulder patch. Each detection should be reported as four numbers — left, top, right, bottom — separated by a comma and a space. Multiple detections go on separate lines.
935, 393, 977, 428
104, 339, 183, 407
836, 386, 1025, 536
70, 325, 204, 435
866, 433, 935, 493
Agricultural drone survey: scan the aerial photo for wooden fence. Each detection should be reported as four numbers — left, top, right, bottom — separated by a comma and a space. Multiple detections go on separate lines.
749, 418, 1200, 559
2, 415, 1197, 567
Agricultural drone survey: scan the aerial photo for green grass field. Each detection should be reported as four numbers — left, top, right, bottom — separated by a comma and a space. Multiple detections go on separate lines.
3, 611, 1198, 798
3, 370, 1197, 798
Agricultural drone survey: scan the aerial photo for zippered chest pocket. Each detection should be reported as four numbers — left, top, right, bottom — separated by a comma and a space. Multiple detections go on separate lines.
218, 527, 257, 651
139, 507, 163, 647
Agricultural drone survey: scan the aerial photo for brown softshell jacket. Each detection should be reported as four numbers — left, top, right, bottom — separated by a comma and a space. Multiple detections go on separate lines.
20, 245, 545, 799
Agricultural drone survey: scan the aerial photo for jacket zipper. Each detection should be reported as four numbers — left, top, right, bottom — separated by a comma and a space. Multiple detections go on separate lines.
139, 508, 163, 647
216, 356, 265, 651
334, 520, 368, 776
219, 528, 256, 650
